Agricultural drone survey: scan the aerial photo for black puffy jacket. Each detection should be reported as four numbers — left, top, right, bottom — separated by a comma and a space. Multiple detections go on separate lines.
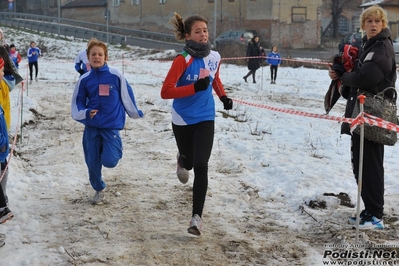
340, 28, 397, 135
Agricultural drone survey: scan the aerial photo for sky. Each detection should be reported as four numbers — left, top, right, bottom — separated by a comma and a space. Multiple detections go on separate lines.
0, 27, 399, 266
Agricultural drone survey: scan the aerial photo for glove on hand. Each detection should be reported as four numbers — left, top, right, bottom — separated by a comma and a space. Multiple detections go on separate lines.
332, 63, 346, 77
78, 69, 85, 75
194, 77, 210, 92
220, 96, 233, 110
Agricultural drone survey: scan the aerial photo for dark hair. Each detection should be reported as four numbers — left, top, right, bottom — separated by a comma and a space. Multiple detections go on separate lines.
0, 45, 16, 76
9, 44, 15, 49
170, 12, 208, 41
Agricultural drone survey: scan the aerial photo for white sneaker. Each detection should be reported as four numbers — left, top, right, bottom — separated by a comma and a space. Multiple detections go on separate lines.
90, 190, 104, 205
355, 215, 384, 230
176, 153, 189, 184
188, 214, 202, 236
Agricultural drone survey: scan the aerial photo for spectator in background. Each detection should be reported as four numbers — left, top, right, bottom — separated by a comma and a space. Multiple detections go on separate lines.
243, 36, 263, 84
74, 38, 95, 76
27, 41, 42, 83
9, 44, 22, 69
266, 45, 282, 84
0, 45, 19, 210
0, 57, 13, 225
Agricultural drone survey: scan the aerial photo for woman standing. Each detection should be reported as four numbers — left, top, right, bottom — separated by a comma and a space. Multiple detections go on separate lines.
329, 5, 396, 229
71, 39, 144, 205
243, 36, 263, 84
161, 13, 233, 236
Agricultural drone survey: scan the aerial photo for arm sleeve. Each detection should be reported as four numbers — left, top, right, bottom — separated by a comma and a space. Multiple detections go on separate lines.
75, 63, 82, 72
120, 78, 143, 119
71, 79, 89, 123
160, 55, 196, 99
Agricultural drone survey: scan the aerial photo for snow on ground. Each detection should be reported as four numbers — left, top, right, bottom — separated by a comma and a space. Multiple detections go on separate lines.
0, 27, 398, 265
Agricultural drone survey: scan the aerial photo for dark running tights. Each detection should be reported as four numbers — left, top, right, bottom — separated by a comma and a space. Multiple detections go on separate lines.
29, 61, 38, 80
172, 121, 215, 218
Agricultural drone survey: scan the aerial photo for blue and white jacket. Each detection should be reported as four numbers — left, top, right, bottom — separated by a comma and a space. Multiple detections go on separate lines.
71, 64, 143, 130
266, 51, 282, 66
27, 47, 41, 63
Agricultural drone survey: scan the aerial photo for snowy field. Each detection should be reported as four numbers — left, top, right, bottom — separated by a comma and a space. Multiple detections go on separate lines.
0, 27, 398, 265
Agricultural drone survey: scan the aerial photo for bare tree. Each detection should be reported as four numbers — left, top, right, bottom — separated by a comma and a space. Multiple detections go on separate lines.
322, 0, 355, 38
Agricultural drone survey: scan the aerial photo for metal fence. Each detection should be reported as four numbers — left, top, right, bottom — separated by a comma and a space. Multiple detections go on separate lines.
0, 12, 179, 47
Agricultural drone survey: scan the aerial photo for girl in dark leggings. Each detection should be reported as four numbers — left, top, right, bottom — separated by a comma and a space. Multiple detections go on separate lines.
161, 13, 233, 236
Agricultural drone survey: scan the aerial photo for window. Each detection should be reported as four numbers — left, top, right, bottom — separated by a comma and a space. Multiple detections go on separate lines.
131, 0, 140, 5
338, 16, 349, 34
292, 7, 307, 23
112, 0, 120, 7
159, 0, 166, 3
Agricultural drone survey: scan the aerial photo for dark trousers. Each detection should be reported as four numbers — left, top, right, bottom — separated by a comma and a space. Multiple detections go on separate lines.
351, 133, 384, 218
172, 121, 214, 217
29, 61, 38, 80
0, 183, 6, 209
244, 70, 257, 82
270, 65, 278, 81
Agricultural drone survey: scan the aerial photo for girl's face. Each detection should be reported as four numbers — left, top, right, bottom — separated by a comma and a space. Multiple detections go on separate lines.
254, 37, 260, 43
88, 45, 106, 69
272, 46, 277, 52
185, 21, 208, 44
364, 15, 383, 39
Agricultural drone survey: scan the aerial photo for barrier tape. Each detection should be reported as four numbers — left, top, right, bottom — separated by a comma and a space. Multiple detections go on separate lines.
350, 112, 399, 133
234, 98, 399, 136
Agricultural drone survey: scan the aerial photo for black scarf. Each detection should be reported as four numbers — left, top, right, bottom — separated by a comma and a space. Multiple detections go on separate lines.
183, 40, 211, 58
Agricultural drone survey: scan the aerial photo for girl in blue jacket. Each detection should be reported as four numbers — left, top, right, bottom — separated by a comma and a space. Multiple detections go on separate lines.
71, 39, 144, 205
266, 45, 282, 84
27, 41, 42, 82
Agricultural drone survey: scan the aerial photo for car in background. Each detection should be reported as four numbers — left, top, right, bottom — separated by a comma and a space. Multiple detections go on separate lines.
338, 32, 363, 52
214, 30, 258, 50
393, 37, 399, 54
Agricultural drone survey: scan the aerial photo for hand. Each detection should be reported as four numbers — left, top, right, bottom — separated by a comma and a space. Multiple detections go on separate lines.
194, 77, 210, 92
220, 96, 233, 110
0, 145, 6, 152
89, 109, 98, 119
328, 64, 339, 80
332, 63, 346, 77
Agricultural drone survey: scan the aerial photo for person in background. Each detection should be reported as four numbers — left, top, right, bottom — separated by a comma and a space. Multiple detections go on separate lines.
243, 35, 263, 84
9, 44, 22, 69
27, 41, 41, 83
266, 45, 282, 84
161, 13, 233, 236
0, 57, 13, 224
0, 45, 18, 210
74, 38, 95, 76
328, 5, 396, 230
71, 39, 144, 205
